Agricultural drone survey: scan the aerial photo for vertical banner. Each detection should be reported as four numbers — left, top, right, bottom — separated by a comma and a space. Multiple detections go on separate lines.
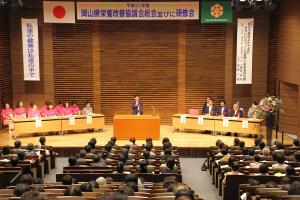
21, 18, 40, 81
201, 1, 232, 24
236, 18, 254, 84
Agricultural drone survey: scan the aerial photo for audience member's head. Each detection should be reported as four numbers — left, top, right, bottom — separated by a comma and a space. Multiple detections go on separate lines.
80, 182, 93, 192
126, 181, 138, 192
238, 141, 245, 148
175, 189, 195, 200
276, 142, 284, 150
143, 150, 150, 160
231, 162, 239, 172
145, 143, 153, 151
129, 137, 136, 145
262, 147, 271, 156
93, 155, 101, 163
20, 190, 42, 200
265, 181, 278, 188
26, 143, 34, 152
121, 174, 136, 185
233, 138, 240, 146
18, 151, 26, 160
166, 157, 176, 170
96, 177, 107, 185
259, 141, 265, 150
220, 148, 228, 156
88, 139, 96, 149
286, 166, 296, 176
116, 161, 124, 173
173, 184, 190, 195
14, 184, 30, 197
248, 148, 255, 156
14, 140, 22, 149
105, 143, 113, 152
2, 145, 10, 155
288, 181, 300, 195
106, 177, 113, 184
162, 137, 170, 145
39, 136, 46, 145
102, 151, 109, 159
110, 137, 117, 145
19, 174, 33, 185
146, 137, 153, 144
280, 176, 291, 185
259, 164, 268, 174
68, 156, 77, 166
293, 139, 300, 147
241, 148, 248, 155
62, 175, 73, 185
84, 145, 92, 153
11, 156, 19, 167
89, 180, 99, 188
64, 185, 82, 196
275, 153, 285, 164
163, 176, 178, 188
79, 150, 87, 158
118, 186, 134, 196
294, 151, 300, 162
254, 138, 262, 146
253, 155, 261, 162
139, 159, 148, 173
248, 179, 260, 186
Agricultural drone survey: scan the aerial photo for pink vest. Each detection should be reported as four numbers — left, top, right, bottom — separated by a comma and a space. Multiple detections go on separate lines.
43, 109, 57, 117
1, 108, 13, 120
61, 107, 72, 116
14, 107, 27, 118
27, 109, 41, 118
70, 106, 80, 114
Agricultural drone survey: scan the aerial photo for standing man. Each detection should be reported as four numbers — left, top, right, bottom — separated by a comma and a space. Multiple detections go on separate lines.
131, 94, 143, 115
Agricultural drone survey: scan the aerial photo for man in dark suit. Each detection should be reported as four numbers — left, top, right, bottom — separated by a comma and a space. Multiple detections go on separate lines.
218, 100, 230, 117
231, 103, 244, 117
131, 94, 143, 115
202, 97, 210, 115
203, 98, 217, 116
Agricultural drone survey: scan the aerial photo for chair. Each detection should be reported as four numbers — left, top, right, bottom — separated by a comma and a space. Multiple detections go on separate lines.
82, 192, 102, 198
134, 192, 152, 198
267, 190, 288, 199
44, 189, 65, 195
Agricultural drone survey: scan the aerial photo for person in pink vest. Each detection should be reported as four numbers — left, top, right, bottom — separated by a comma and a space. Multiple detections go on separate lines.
55, 100, 64, 116
27, 102, 41, 118
70, 101, 80, 115
61, 101, 72, 116
1, 103, 14, 135
40, 101, 50, 117
14, 101, 27, 118
43, 102, 57, 117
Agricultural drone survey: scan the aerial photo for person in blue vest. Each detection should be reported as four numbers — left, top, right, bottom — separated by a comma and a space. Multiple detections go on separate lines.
131, 94, 143, 115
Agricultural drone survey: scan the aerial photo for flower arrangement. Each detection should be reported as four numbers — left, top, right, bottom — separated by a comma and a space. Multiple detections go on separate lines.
257, 96, 283, 115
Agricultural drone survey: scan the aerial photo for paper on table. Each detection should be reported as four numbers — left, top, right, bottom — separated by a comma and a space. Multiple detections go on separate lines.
180, 114, 187, 124
198, 116, 204, 125
223, 118, 229, 127
242, 120, 249, 129
69, 116, 75, 125
86, 115, 93, 124
35, 119, 42, 128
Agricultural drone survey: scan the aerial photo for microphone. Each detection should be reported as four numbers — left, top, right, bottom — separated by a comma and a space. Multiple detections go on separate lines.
151, 106, 156, 116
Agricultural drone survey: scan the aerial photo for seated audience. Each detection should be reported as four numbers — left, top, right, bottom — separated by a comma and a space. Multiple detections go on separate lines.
62, 175, 74, 185
80, 182, 93, 192
250, 155, 261, 168
288, 181, 300, 195
161, 157, 177, 173
175, 189, 195, 200
272, 153, 288, 171
68, 156, 77, 166
90, 155, 106, 167
64, 185, 82, 196
14, 184, 30, 197
96, 176, 107, 186
118, 186, 134, 196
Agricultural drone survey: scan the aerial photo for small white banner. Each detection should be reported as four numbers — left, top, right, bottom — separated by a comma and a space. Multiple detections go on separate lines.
86, 115, 93, 124
69, 116, 75, 125
180, 114, 187, 124
77, 2, 199, 20
198, 116, 204, 125
35, 119, 42, 128
236, 18, 254, 84
21, 18, 40, 81
242, 120, 249, 129
222, 118, 229, 128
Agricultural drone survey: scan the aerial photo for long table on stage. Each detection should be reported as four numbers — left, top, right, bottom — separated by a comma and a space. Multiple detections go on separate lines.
113, 115, 160, 140
11, 114, 105, 137
172, 114, 263, 135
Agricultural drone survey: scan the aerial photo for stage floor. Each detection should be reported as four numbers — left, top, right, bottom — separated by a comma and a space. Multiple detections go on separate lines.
0, 125, 293, 148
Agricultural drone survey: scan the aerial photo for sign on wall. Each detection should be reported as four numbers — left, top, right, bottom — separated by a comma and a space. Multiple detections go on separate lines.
236, 18, 254, 84
201, 1, 232, 23
77, 2, 199, 20
21, 18, 40, 81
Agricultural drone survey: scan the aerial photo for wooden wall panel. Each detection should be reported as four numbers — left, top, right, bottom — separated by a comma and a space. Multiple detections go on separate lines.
274, 0, 300, 136
99, 22, 179, 124
0, 10, 13, 126
52, 22, 94, 108
185, 22, 226, 111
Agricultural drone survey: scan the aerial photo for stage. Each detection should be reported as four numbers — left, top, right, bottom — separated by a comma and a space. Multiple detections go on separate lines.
0, 125, 293, 157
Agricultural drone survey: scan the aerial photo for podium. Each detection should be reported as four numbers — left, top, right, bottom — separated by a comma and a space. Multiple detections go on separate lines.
113, 115, 160, 140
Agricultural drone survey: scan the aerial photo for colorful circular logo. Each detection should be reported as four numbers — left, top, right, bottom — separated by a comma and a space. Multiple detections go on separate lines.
211, 3, 224, 18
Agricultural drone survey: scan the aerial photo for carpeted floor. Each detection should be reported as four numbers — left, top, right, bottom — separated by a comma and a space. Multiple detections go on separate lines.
44, 157, 221, 200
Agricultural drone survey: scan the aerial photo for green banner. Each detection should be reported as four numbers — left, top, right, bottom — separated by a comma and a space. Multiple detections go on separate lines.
201, 1, 232, 23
